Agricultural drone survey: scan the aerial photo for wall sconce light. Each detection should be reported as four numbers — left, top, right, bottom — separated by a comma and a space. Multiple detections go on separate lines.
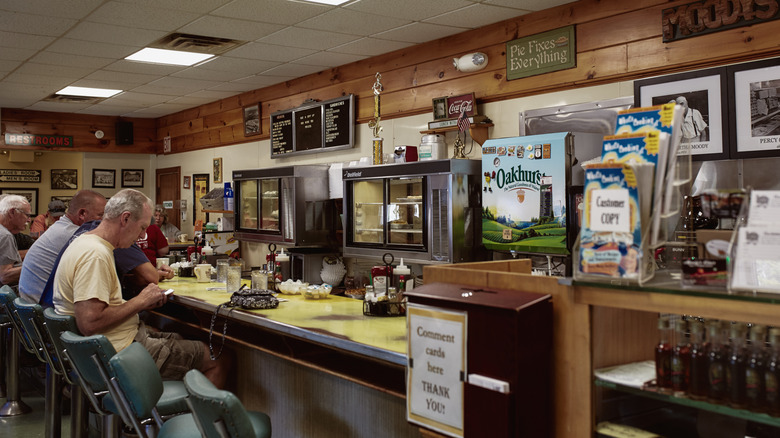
453, 52, 488, 73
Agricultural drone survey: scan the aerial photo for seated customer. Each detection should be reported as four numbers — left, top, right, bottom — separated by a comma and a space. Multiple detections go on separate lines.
19, 190, 107, 304
0, 195, 31, 287
154, 207, 182, 242
30, 199, 66, 238
135, 222, 168, 267
53, 189, 229, 387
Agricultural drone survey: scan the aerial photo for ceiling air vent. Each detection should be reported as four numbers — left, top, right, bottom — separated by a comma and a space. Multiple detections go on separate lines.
43, 94, 106, 104
150, 33, 245, 55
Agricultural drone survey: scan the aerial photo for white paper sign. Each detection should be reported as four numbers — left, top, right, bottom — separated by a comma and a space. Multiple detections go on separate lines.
589, 188, 630, 233
749, 190, 780, 225
407, 304, 467, 438
731, 226, 780, 293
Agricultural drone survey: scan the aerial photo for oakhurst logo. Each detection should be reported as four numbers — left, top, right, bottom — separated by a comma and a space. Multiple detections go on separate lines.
496, 165, 542, 189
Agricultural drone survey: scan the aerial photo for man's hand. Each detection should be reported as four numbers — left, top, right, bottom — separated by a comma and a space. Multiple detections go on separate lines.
136, 283, 167, 309
157, 264, 175, 281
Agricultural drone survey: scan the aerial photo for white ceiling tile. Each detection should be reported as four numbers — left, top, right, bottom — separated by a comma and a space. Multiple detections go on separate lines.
145, 76, 224, 93
261, 63, 324, 77
0, 97, 41, 108
84, 69, 161, 85
0, 12, 77, 37
0, 61, 23, 74
178, 15, 285, 42
294, 51, 367, 68
196, 57, 280, 75
113, 0, 232, 14
328, 37, 413, 56
0, 83, 51, 100
27, 101, 94, 112
28, 52, 115, 70
0, 31, 55, 51
185, 89, 241, 100
424, 3, 529, 28
0, 47, 37, 62
0, 0, 103, 19
78, 103, 144, 116
483, 0, 575, 11
128, 103, 195, 116
231, 74, 294, 88
105, 92, 171, 105
171, 67, 249, 82
373, 22, 467, 44
213, 0, 330, 26
64, 22, 166, 47
86, 1, 201, 31
345, 0, 472, 21
297, 8, 411, 37
258, 27, 361, 51
14, 63, 95, 80
46, 38, 138, 59
3, 72, 73, 88
167, 95, 219, 105
227, 42, 318, 63
206, 81, 262, 92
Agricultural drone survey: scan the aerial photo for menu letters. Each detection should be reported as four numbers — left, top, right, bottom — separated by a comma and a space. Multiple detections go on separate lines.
270, 94, 354, 158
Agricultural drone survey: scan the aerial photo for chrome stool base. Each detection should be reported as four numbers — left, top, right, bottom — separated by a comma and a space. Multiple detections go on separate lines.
0, 399, 32, 416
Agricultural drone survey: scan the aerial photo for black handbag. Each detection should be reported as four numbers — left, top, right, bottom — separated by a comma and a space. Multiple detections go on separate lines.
209, 287, 279, 359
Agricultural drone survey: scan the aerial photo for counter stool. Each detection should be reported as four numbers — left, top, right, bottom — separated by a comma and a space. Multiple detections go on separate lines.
42, 308, 89, 438
159, 369, 272, 438
0, 286, 32, 417
60, 331, 189, 438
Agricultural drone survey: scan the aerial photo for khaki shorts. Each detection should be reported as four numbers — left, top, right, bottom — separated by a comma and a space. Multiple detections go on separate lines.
134, 322, 204, 380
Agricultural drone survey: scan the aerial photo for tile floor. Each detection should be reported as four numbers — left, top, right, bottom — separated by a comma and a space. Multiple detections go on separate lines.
0, 369, 68, 438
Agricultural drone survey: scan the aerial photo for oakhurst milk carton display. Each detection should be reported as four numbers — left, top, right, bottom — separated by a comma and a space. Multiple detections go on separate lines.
481, 132, 574, 255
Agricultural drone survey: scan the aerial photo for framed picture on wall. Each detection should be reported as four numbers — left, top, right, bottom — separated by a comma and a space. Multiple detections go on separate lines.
0, 188, 38, 216
183, 176, 191, 189
634, 66, 729, 161
193, 173, 210, 227
727, 57, 780, 159
213, 158, 223, 183
243, 103, 261, 136
51, 169, 78, 190
92, 169, 115, 188
121, 169, 144, 188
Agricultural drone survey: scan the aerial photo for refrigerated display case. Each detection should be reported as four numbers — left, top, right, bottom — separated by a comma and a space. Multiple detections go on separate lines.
343, 159, 484, 264
232, 165, 338, 246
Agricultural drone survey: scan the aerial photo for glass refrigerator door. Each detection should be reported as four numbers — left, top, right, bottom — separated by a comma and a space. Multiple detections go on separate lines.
260, 179, 280, 232
238, 180, 258, 230
388, 177, 424, 247
352, 179, 384, 244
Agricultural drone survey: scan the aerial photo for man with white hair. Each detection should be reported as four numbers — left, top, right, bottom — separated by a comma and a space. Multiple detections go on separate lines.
0, 194, 31, 287
53, 189, 228, 387
19, 190, 107, 304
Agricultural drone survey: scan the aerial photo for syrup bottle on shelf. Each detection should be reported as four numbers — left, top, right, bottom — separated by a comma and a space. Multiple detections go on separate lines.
671, 318, 691, 393
764, 327, 780, 416
707, 320, 728, 403
726, 322, 748, 409
655, 315, 673, 393
689, 319, 709, 400
745, 324, 767, 412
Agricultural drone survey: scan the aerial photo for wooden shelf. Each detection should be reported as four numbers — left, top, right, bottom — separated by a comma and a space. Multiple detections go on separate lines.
420, 122, 493, 146
202, 209, 234, 215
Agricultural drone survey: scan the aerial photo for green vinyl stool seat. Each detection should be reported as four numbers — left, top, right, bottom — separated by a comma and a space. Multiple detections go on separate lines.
159, 368, 271, 438
0, 286, 32, 417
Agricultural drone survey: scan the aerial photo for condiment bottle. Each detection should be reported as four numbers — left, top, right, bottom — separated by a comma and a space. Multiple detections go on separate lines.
707, 320, 727, 402
727, 323, 748, 408
670, 318, 690, 393
394, 258, 411, 291
688, 320, 709, 400
745, 324, 767, 411
276, 248, 290, 283
764, 328, 780, 415
655, 316, 673, 393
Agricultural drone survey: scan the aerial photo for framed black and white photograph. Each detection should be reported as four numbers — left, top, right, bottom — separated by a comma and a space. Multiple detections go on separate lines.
635, 66, 729, 161
51, 169, 78, 190
243, 103, 261, 136
92, 169, 116, 188
0, 188, 38, 216
51, 195, 72, 209
183, 176, 191, 189
121, 169, 144, 188
727, 57, 780, 159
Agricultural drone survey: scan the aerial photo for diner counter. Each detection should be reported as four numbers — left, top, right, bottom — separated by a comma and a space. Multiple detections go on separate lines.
159, 277, 407, 366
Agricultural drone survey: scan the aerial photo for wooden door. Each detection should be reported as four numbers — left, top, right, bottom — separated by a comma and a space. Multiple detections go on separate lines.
156, 166, 181, 229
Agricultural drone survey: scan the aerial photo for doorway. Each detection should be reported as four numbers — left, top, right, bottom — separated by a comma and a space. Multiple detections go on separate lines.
155, 166, 181, 229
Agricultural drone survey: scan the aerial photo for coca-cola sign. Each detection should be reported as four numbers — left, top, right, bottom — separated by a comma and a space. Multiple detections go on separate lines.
445, 93, 477, 119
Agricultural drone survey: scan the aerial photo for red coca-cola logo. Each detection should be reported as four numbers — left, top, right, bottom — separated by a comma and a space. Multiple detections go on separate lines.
446, 93, 476, 118
448, 100, 473, 114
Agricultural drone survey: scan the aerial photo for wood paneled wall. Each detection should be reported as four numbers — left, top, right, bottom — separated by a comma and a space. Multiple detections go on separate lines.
2, 0, 780, 155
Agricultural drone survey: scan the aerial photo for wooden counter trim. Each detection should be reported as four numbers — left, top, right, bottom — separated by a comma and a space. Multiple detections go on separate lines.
576, 284, 780, 327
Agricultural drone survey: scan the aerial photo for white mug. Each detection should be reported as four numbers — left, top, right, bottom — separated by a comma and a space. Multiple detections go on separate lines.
178, 234, 188, 243
194, 264, 212, 283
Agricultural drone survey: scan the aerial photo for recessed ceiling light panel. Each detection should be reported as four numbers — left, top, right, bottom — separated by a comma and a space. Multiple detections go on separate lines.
56, 86, 122, 98
125, 48, 214, 66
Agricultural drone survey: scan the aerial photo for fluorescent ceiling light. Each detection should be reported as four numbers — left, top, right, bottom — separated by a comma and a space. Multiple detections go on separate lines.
125, 48, 214, 66
298, 0, 351, 5
56, 86, 122, 98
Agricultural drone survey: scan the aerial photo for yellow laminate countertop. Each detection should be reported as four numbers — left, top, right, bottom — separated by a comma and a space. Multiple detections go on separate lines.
161, 277, 408, 365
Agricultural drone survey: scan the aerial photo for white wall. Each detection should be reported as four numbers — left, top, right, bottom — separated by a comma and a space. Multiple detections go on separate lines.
82, 152, 156, 200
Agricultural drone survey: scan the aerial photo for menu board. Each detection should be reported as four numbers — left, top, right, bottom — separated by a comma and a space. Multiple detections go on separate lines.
271, 94, 354, 158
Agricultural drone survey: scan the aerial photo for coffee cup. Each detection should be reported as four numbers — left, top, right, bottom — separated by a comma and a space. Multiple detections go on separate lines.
178, 234, 188, 243
156, 257, 170, 269
195, 264, 212, 283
